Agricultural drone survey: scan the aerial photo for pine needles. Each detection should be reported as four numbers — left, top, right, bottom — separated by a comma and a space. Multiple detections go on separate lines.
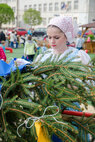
0, 54, 95, 142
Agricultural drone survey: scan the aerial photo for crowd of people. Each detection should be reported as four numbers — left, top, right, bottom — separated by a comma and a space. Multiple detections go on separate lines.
0, 17, 90, 64
0, 28, 48, 62
7, 31, 27, 48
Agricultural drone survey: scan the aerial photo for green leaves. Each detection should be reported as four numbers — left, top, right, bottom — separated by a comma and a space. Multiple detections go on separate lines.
23, 8, 42, 26
0, 4, 14, 27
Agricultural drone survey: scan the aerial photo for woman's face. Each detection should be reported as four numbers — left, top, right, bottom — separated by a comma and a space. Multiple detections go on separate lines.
47, 26, 67, 53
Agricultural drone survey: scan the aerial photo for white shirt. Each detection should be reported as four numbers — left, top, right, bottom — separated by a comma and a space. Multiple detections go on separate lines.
36, 47, 91, 65
10, 33, 16, 42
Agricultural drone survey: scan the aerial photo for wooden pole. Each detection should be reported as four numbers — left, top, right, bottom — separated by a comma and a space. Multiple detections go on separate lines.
81, 27, 89, 37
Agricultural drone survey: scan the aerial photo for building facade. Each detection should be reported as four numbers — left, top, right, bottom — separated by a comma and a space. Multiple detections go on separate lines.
0, 0, 95, 29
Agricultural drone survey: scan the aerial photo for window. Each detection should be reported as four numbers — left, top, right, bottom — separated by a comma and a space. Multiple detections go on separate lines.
12, 7, 15, 12
24, 5, 27, 11
43, 18, 46, 26
18, 29, 26, 31
12, 19, 15, 25
18, 21, 21, 27
43, 3, 47, 12
29, 5, 32, 9
54, 2, 59, 11
33, 4, 36, 10
48, 17, 52, 23
73, 17, 77, 23
38, 4, 42, 12
66, 1, 71, 11
74, 0, 78, 10
61, 2, 66, 10
49, 3, 53, 11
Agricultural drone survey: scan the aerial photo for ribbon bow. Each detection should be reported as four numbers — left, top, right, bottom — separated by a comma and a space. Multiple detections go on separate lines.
17, 105, 65, 137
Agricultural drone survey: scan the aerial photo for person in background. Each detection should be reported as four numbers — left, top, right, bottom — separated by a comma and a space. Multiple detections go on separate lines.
0, 46, 6, 61
36, 41, 47, 55
20, 35, 26, 47
6, 34, 10, 47
0, 40, 6, 52
24, 35, 37, 62
27, 28, 32, 36
0, 31, 6, 44
14, 34, 20, 48
41, 42, 47, 53
10, 31, 15, 48
36, 41, 42, 55
75, 34, 85, 50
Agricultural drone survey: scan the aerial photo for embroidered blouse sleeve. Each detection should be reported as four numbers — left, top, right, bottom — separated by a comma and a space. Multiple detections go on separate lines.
78, 50, 91, 65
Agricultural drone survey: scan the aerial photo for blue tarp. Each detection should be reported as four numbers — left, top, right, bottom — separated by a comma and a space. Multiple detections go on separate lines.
0, 59, 29, 77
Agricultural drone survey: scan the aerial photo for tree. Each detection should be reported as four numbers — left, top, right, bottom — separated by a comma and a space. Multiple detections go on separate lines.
23, 8, 42, 27
0, 4, 14, 28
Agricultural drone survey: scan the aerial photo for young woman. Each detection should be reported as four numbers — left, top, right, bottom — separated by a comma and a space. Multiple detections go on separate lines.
34, 16, 91, 142
36, 16, 90, 65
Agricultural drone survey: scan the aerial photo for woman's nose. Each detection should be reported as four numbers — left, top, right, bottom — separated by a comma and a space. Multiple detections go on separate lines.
51, 38, 55, 44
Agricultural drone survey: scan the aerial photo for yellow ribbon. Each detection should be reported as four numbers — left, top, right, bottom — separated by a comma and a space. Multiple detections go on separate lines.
35, 121, 51, 142
17, 105, 64, 140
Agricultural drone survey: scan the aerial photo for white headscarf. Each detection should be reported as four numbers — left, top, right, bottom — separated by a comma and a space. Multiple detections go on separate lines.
48, 16, 78, 43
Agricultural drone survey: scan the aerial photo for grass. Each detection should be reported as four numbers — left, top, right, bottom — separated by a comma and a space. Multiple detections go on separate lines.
6, 46, 95, 61
89, 53, 95, 59
6, 46, 24, 61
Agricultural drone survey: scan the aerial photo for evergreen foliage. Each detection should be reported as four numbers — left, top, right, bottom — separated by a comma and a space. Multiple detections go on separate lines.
0, 54, 95, 142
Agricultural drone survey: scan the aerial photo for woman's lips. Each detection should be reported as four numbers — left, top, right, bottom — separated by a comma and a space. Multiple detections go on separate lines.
52, 45, 56, 47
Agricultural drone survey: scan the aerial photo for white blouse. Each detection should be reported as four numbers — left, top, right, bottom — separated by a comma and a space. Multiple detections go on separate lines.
36, 47, 91, 65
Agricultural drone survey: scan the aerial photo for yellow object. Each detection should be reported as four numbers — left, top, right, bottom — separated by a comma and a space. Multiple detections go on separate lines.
35, 121, 51, 142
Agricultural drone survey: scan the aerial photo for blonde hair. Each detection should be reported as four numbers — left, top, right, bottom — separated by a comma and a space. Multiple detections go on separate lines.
28, 35, 32, 40
37, 41, 43, 47
1, 40, 5, 45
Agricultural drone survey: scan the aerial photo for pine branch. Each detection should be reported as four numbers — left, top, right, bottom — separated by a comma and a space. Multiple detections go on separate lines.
0, 53, 95, 141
